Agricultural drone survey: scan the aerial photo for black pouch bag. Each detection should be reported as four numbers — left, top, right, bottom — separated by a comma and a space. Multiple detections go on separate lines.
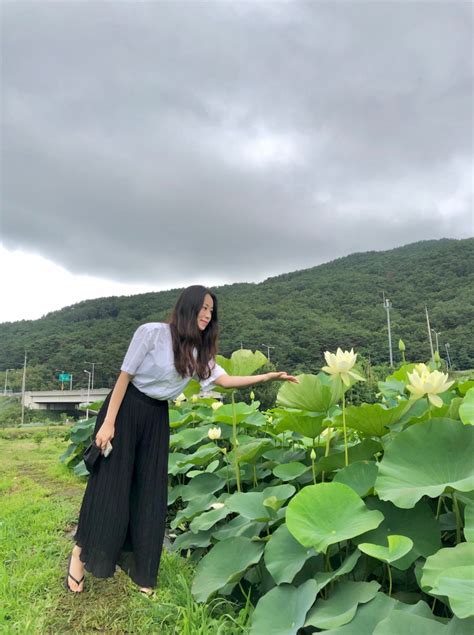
83, 442, 101, 473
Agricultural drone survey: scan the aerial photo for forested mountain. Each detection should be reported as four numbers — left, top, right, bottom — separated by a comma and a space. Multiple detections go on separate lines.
1, 238, 473, 391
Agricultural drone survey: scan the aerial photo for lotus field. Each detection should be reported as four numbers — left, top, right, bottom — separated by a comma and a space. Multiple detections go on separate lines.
63, 349, 474, 634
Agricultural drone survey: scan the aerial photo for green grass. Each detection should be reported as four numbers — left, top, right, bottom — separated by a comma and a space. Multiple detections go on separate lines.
0, 435, 251, 633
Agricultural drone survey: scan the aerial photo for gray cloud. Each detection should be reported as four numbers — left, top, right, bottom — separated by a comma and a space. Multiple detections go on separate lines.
2, 1, 472, 286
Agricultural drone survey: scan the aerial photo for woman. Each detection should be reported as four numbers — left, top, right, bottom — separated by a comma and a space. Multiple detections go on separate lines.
66, 285, 297, 594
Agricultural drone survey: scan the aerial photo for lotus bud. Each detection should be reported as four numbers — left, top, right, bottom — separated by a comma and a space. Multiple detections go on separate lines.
210, 502, 225, 510
191, 394, 199, 403
250, 391, 255, 401
310, 448, 316, 460
267, 416, 273, 424
207, 427, 222, 440
211, 401, 223, 411
434, 350, 441, 364
398, 339, 406, 352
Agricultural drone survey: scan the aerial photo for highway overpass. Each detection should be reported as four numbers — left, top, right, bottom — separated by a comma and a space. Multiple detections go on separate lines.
23, 389, 111, 411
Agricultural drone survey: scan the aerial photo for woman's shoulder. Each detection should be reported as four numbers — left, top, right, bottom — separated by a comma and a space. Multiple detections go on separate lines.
133, 322, 171, 339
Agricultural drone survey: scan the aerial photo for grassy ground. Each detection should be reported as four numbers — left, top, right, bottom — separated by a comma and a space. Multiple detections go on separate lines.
0, 433, 251, 634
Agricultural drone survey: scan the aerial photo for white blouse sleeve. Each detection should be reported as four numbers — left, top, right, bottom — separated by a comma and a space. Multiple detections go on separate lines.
121, 324, 154, 375
199, 359, 227, 392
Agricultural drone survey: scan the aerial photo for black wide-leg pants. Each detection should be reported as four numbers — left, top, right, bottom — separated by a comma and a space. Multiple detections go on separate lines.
74, 383, 170, 588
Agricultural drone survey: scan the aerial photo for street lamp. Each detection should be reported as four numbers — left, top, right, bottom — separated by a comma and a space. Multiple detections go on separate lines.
84, 369, 92, 418
4, 369, 15, 395
445, 343, 452, 370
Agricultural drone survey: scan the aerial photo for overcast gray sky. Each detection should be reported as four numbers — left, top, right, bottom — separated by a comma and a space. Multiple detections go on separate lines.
1, 0, 473, 320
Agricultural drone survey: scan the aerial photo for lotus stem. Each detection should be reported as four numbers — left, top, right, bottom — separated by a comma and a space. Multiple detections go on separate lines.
324, 427, 332, 457
231, 392, 241, 492
452, 493, 462, 544
387, 563, 393, 596
253, 464, 258, 488
342, 392, 348, 467
311, 456, 316, 485
427, 397, 432, 419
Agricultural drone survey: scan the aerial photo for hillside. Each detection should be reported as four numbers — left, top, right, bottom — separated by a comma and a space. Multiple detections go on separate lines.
1, 238, 473, 391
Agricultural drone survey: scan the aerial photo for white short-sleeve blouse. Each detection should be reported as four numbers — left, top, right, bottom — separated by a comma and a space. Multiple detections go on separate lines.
120, 322, 227, 400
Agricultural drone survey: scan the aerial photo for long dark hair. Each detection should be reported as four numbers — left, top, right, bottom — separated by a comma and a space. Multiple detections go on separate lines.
169, 285, 219, 379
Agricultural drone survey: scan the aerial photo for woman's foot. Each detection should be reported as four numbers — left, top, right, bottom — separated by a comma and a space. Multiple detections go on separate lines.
66, 545, 85, 593
138, 586, 154, 596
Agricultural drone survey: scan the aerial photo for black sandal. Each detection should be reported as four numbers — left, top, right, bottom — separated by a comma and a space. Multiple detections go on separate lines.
64, 554, 85, 593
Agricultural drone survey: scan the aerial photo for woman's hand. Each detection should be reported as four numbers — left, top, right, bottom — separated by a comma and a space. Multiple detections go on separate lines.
95, 418, 115, 453
264, 372, 299, 384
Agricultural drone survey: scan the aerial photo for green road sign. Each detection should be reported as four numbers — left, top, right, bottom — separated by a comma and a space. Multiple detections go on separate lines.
58, 373, 71, 382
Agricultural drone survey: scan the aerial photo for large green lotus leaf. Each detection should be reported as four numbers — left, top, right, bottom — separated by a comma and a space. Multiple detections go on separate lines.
189, 506, 229, 532
446, 616, 474, 635
274, 410, 327, 439
191, 536, 264, 602
386, 364, 418, 383
421, 542, 474, 592
264, 524, 314, 584
286, 482, 384, 553
176, 444, 220, 468
225, 485, 294, 521
313, 550, 361, 591
168, 409, 195, 428
168, 452, 190, 475
170, 494, 215, 529
171, 529, 213, 551
333, 461, 378, 497
358, 535, 413, 564
228, 438, 273, 464
216, 349, 267, 376
249, 579, 318, 635
305, 580, 380, 629
375, 419, 474, 508
273, 461, 311, 482
373, 611, 447, 635
212, 401, 260, 425
316, 439, 383, 475
464, 500, 474, 542
180, 472, 226, 501
322, 593, 438, 635
354, 498, 441, 570
70, 416, 96, 443
433, 566, 474, 619
321, 593, 395, 634
170, 426, 213, 449
333, 401, 414, 437
212, 516, 265, 541
276, 373, 342, 412
457, 380, 474, 396
459, 388, 474, 425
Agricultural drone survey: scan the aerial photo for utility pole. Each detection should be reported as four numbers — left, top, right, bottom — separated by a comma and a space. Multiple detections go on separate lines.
84, 369, 92, 418
69, 374, 73, 390
261, 344, 275, 363
21, 352, 27, 426
425, 306, 435, 362
85, 361, 100, 391
4, 368, 15, 396
382, 294, 393, 368
445, 343, 452, 370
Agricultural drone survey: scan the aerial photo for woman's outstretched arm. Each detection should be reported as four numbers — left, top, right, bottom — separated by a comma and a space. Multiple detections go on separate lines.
95, 371, 133, 452
215, 371, 298, 390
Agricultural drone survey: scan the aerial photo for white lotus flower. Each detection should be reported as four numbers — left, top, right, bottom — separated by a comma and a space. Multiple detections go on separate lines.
321, 348, 365, 386
210, 502, 225, 510
207, 426, 222, 440
211, 401, 223, 411
406, 365, 454, 408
